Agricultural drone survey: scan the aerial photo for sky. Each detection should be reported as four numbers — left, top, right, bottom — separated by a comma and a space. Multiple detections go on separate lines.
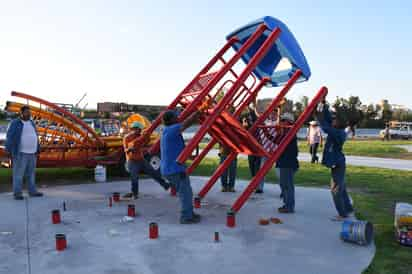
0, 0, 411, 109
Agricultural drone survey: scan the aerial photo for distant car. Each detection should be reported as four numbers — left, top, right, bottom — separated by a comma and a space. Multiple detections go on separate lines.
380, 122, 412, 140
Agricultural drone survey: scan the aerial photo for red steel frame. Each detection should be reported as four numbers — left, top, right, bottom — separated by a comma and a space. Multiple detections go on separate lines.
229, 86, 328, 215
194, 70, 303, 201
176, 26, 282, 164
145, 24, 266, 154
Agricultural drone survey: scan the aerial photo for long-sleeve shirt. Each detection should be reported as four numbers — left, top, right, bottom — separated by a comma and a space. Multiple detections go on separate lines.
317, 106, 346, 168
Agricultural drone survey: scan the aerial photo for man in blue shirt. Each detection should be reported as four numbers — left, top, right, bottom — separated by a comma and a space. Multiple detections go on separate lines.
5, 106, 43, 200
161, 109, 202, 224
276, 113, 299, 213
316, 100, 354, 221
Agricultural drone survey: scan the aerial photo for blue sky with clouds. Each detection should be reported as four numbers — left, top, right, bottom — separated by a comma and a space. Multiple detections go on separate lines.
0, 0, 411, 108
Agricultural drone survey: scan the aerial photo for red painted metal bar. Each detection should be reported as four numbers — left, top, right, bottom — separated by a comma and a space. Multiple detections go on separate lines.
230, 86, 328, 212
194, 79, 270, 198
177, 27, 281, 164
186, 78, 269, 175
198, 152, 237, 198
11, 91, 105, 146
176, 24, 268, 122
186, 138, 217, 174
250, 70, 302, 134
146, 37, 238, 154
150, 25, 267, 156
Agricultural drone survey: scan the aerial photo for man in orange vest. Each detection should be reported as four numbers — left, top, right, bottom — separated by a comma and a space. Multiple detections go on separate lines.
123, 121, 169, 199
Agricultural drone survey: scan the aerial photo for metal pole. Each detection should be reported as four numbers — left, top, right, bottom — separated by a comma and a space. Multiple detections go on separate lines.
230, 86, 328, 212
177, 27, 282, 164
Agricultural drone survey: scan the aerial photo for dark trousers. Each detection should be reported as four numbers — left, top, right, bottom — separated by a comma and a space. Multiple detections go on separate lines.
127, 159, 168, 195
331, 165, 354, 217
248, 155, 262, 177
309, 143, 319, 163
279, 168, 297, 211
220, 155, 237, 188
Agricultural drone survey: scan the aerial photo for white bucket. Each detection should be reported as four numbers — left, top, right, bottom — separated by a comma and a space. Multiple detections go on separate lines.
95, 165, 106, 182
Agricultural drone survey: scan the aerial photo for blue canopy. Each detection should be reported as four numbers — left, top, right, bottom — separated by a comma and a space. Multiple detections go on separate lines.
226, 16, 311, 87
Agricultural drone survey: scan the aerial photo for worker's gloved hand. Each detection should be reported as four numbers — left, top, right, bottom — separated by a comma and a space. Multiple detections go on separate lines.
198, 97, 212, 112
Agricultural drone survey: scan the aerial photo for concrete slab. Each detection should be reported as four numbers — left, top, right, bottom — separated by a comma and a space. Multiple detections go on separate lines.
0, 177, 375, 274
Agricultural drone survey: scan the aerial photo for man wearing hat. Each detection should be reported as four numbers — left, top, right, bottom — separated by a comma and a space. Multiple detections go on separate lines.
307, 120, 323, 163
316, 100, 355, 221
123, 121, 170, 199
276, 112, 299, 213
160, 104, 207, 224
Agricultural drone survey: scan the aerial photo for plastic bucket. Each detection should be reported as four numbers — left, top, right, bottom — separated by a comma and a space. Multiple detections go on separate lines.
94, 165, 106, 182
341, 220, 373, 245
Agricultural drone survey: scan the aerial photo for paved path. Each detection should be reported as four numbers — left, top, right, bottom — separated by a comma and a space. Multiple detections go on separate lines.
206, 149, 412, 171
396, 145, 412, 153
0, 178, 375, 274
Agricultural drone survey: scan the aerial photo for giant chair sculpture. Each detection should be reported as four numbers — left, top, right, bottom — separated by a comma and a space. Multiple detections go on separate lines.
143, 16, 328, 226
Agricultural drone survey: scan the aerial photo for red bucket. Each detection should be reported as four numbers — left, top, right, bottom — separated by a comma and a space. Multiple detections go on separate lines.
227, 211, 235, 228
51, 210, 61, 224
194, 197, 201, 209
113, 192, 120, 202
149, 222, 159, 239
128, 204, 136, 217
55, 234, 67, 251
170, 186, 177, 196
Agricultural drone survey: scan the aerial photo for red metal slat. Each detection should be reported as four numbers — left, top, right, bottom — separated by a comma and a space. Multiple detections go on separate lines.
230, 86, 328, 212
177, 26, 281, 164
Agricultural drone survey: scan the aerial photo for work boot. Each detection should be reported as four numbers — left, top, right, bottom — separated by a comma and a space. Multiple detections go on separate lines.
228, 187, 236, 192
162, 183, 170, 191
278, 206, 294, 214
29, 192, 43, 197
221, 186, 228, 192
14, 193, 24, 200
123, 192, 133, 199
255, 189, 263, 194
180, 214, 201, 224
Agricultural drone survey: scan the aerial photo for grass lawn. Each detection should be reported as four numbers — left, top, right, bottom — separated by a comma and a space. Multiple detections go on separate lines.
300, 139, 412, 160
0, 120, 8, 125
199, 139, 412, 159
1, 159, 411, 273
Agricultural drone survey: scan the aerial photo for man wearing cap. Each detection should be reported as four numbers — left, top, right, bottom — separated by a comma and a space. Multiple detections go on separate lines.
315, 100, 355, 221
276, 112, 299, 213
307, 120, 323, 163
123, 121, 170, 199
5, 105, 43, 200
160, 105, 206, 224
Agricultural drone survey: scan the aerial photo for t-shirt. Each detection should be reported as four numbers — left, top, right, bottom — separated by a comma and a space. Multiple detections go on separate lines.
160, 123, 186, 176
123, 132, 149, 161
307, 126, 321, 145
19, 120, 38, 154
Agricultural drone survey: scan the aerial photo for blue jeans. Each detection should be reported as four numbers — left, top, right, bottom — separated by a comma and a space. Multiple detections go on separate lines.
165, 173, 193, 221
279, 168, 297, 211
127, 159, 168, 195
12, 153, 37, 194
219, 155, 237, 188
331, 165, 354, 217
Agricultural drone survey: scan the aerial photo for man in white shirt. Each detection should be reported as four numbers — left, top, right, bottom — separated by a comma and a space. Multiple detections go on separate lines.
307, 121, 323, 163
5, 106, 43, 200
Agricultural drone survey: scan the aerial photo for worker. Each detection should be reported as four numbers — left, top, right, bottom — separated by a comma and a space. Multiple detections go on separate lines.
218, 144, 237, 192
307, 120, 323, 163
160, 102, 207, 224
5, 105, 43, 200
276, 113, 299, 213
316, 100, 355, 221
123, 121, 169, 199
242, 104, 263, 192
